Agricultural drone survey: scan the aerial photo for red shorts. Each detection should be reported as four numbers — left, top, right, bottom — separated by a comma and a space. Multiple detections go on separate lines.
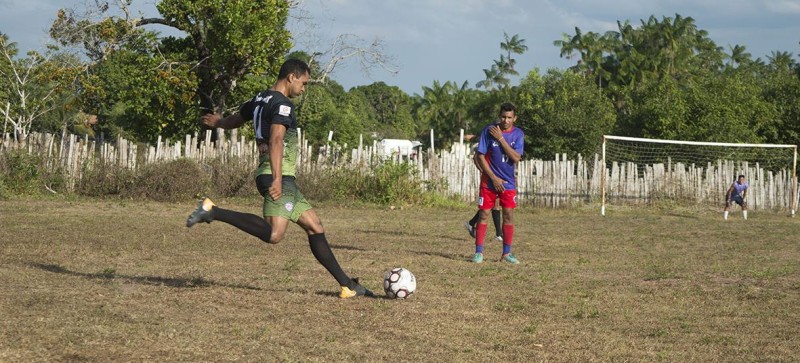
478, 187, 517, 210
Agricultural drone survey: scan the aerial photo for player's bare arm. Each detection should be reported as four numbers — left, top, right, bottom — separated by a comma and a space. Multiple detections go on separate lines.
268, 123, 286, 201
202, 113, 245, 129
489, 126, 521, 163
474, 152, 506, 192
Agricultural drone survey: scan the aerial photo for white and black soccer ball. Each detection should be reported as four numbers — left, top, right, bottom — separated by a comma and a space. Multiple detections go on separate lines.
383, 267, 416, 299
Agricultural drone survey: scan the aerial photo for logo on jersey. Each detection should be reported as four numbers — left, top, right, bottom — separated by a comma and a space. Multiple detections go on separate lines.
279, 105, 291, 116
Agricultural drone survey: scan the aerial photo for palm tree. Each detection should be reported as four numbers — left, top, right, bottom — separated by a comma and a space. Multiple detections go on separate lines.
476, 65, 503, 90
500, 32, 528, 74
416, 80, 474, 146
767, 50, 796, 74
726, 44, 752, 68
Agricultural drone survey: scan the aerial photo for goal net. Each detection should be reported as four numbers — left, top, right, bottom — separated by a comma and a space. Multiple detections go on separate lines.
601, 135, 798, 215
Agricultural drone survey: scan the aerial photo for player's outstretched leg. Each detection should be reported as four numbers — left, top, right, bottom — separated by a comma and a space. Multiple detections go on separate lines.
307, 233, 373, 298
186, 198, 273, 243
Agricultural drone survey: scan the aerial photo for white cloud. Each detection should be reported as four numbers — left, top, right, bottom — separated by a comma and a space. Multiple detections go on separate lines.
3, 0, 798, 93
765, 0, 800, 13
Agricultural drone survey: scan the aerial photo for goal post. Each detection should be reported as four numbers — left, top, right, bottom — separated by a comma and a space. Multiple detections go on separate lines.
600, 135, 798, 216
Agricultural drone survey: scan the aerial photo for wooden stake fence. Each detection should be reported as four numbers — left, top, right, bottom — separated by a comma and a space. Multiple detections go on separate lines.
2, 131, 798, 211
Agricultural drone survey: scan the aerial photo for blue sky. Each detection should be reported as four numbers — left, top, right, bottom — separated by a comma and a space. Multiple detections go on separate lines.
2, 0, 799, 94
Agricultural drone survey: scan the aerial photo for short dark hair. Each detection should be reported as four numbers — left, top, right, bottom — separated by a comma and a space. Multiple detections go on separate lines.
499, 102, 516, 114
278, 59, 310, 80
738, 174, 745, 179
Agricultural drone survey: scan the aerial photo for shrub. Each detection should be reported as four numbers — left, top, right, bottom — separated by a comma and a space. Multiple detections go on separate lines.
0, 149, 64, 195
121, 158, 210, 202
298, 161, 457, 206
206, 157, 258, 197
0, 150, 41, 194
76, 162, 137, 197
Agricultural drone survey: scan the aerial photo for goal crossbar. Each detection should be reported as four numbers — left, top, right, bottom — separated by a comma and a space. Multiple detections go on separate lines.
604, 135, 796, 149
601, 135, 798, 216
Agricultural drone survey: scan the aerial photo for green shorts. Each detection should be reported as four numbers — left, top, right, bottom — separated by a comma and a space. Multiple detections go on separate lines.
256, 175, 312, 222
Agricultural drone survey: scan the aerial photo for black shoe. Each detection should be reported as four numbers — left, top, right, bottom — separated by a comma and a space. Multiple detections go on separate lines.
186, 198, 214, 227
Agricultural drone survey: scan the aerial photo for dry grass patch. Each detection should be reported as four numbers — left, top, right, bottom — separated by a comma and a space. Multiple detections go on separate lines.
1, 199, 799, 362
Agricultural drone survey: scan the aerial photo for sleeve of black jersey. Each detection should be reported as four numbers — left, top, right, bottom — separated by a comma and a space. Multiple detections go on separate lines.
270, 99, 294, 128
238, 98, 255, 121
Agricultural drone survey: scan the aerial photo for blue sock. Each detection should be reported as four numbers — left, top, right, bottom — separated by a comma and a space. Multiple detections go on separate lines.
476, 245, 484, 254
502, 244, 511, 255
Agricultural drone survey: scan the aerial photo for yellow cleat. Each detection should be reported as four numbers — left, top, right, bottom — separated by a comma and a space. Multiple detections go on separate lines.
339, 278, 374, 299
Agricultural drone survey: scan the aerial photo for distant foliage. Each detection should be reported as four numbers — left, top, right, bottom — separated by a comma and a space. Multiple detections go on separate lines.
298, 161, 453, 206
516, 69, 616, 159
121, 159, 210, 202
0, 150, 65, 195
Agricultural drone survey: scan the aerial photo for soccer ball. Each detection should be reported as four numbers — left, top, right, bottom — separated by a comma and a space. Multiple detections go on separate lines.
383, 267, 416, 299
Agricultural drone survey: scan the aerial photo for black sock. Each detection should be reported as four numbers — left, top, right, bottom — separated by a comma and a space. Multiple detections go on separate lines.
211, 207, 272, 243
469, 210, 480, 227
492, 209, 502, 237
308, 233, 352, 287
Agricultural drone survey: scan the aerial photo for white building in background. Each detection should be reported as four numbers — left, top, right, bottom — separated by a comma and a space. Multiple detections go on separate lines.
378, 139, 423, 159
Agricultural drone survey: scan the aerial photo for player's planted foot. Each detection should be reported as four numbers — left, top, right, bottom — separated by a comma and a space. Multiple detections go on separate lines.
186, 198, 215, 227
501, 253, 520, 264
471, 252, 484, 263
464, 221, 476, 238
495, 235, 503, 242
339, 277, 374, 299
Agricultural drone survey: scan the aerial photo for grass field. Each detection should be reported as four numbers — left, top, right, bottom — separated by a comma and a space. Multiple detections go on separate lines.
1, 198, 799, 362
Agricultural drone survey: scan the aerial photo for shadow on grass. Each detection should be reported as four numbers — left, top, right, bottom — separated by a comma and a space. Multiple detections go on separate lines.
28, 262, 263, 291
413, 250, 467, 262
313, 290, 390, 299
329, 244, 369, 251
352, 228, 466, 242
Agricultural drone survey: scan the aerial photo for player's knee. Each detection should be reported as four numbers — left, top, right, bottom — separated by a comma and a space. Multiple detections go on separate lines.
268, 231, 285, 244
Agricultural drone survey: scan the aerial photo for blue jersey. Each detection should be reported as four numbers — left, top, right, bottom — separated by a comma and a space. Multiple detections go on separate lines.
476, 124, 524, 191
730, 181, 748, 196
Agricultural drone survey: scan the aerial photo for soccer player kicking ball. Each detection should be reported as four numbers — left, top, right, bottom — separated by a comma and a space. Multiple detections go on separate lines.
186, 59, 373, 298
724, 174, 749, 220
471, 102, 525, 264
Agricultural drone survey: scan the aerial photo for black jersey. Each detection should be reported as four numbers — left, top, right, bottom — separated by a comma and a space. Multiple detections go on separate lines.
239, 90, 300, 177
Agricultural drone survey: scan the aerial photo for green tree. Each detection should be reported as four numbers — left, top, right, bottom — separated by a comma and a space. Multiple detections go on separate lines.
478, 33, 528, 95
516, 69, 616, 159
77, 47, 198, 142
620, 71, 777, 143
50, 0, 293, 137
500, 32, 528, 75
760, 68, 800, 145
414, 80, 477, 147
349, 82, 416, 139
726, 44, 752, 69
767, 50, 797, 75
556, 14, 726, 113
476, 65, 505, 91
296, 81, 371, 147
